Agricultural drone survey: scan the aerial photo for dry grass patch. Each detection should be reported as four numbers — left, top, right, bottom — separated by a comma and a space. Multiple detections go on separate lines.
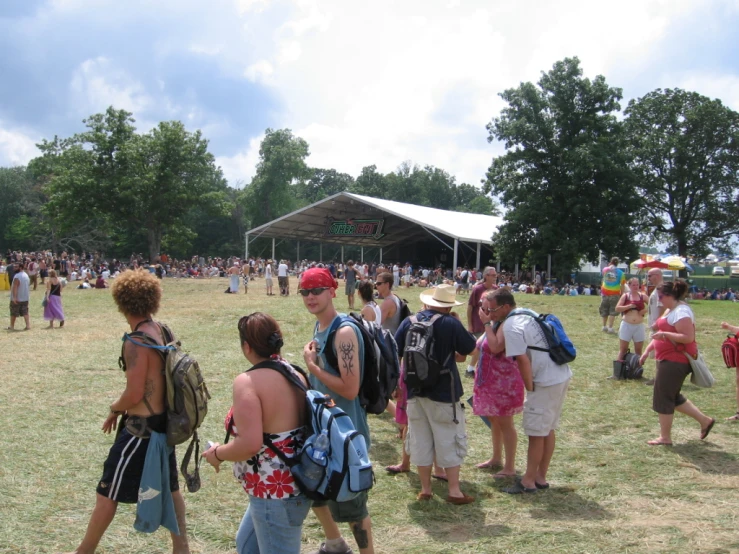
2, 279, 739, 553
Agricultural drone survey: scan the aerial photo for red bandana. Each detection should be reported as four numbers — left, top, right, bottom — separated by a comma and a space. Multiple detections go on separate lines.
300, 268, 338, 290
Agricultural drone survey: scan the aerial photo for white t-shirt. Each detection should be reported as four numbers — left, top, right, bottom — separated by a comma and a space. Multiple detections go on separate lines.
648, 289, 663, 327
666, 303, 694, 326
503, 309, 572, 387
278, 263, 288, 277
102, 270, 111, 280
265, 264, 273, 279
12, 271, 31, 302
70, 271, 78, 281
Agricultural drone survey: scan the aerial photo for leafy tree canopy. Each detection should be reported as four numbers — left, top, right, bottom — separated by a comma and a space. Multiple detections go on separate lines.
484, 57, 640, 275
32, 107, 229, 260
624, 88, 739, 258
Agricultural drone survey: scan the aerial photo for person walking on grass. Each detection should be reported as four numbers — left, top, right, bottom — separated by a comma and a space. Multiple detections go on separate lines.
473, 289, 524, 478
643, 268, 666, 385
394, 285, 477, 505
203, 313, 311, 554
8, 261, 31, 331
639, 281, 715, 446
300, 267, 375, 554
488, 288, 572, 494
343, 260, 359, 310
465, 266, 498, 377
43, 269, 65, 328
599, 257, 626, 334
721, 321, 739, 421
66, 269, 189, 554
615, 278, 648, 363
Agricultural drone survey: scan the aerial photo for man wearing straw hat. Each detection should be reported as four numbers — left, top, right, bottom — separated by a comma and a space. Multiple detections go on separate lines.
395, 284, 477, 504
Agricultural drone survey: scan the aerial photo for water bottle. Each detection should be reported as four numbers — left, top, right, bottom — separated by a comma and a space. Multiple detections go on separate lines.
303, 430, 330, 481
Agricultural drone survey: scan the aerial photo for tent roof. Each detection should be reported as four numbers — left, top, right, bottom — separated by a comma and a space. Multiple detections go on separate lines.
245, 192, 503, 248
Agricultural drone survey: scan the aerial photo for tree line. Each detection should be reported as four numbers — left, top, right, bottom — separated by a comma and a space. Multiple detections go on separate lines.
2, 56, 738, 277
0, 113, 495, 262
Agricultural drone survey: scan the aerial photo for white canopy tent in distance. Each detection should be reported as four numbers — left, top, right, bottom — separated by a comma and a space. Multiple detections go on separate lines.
243, 192, 506, 272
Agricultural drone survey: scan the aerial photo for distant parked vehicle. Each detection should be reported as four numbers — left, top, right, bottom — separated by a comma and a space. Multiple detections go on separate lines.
713, 266, 726, 276
732, 266, 739, 278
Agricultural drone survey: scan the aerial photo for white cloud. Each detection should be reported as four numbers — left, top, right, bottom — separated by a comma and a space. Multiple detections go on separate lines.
69, 57, 151, 116
245, 60, 274, 82
670, 73, 739, 111
0, 124, 39, 166
216, 134, 264, 187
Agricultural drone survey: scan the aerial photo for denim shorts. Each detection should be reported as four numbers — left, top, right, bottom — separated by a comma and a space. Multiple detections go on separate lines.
237, 495, 312, 554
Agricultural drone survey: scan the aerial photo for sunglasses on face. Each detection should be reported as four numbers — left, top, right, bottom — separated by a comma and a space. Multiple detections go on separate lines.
298, 287, 330, 297
480, 305, 504, 314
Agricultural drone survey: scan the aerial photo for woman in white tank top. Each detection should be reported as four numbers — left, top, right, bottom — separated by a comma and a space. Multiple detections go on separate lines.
358, 281, 382, 323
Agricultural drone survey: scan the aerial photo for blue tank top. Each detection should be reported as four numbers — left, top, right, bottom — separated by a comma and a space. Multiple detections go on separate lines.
311, 315, 370, 448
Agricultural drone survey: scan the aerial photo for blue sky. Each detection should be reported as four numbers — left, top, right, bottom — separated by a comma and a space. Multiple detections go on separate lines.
1, 0, 738, 187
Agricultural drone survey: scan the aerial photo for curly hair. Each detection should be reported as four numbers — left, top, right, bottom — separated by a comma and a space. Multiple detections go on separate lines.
111, 268, 161, 317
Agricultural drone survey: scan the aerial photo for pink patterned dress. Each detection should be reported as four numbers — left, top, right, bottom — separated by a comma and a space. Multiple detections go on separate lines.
473, 334, 525, 417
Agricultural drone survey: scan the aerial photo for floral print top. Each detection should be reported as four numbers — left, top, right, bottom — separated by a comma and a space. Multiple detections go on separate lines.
226, 408, 305, 499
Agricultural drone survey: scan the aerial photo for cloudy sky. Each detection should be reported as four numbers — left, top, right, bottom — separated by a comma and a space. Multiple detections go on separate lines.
1, 0, 738, 187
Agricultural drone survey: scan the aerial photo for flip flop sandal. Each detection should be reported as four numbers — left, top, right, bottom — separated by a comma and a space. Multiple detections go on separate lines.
504, 481, 537, 494
701, 419, 716, 440
726, 412, 739, 421
535, 482, 550, 490
493, 472, 517, 480
385, 465, 409, 474
647, 439, 673, 446
432, 474, 448, 482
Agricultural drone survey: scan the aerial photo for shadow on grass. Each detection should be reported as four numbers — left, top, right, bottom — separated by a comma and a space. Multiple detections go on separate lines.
407, 478, 511, 542
511, 487, 614, 521
672, 442, 739, 475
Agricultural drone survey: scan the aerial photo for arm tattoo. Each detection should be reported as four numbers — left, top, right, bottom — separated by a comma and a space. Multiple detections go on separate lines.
339, 341, 355, 376
144, 378, 154, 400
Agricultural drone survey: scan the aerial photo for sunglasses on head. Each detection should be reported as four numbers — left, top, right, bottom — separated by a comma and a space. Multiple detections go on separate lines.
298, 287, 329, 297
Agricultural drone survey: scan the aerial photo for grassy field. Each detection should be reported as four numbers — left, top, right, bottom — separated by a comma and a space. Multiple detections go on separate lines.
2, 278, 739, 554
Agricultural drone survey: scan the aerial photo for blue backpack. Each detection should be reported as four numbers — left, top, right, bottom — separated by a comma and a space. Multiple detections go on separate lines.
255, 360, 374, 503
509, 309, 576, 365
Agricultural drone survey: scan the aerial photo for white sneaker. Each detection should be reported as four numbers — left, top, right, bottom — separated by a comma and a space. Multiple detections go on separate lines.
602, 326, 608, 332
608, 328, 616, 334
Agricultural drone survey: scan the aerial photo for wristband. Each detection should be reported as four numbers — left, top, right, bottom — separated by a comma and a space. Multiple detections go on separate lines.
214, 446, 224, 462
110, 407, 124, 415
484, 321, 492, 327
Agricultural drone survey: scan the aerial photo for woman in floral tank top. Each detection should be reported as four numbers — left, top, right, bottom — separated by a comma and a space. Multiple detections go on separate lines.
203, 313, 311, 554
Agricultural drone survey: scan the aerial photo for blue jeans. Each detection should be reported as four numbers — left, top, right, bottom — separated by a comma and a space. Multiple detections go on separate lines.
236, 495, 312, 554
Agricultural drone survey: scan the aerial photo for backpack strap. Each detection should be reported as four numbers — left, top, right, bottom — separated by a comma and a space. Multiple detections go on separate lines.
505, 309, 550, 353
241, 359, 310, 468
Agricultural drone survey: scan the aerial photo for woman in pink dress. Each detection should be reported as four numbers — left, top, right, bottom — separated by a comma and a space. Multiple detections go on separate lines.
473, 290, 525, 478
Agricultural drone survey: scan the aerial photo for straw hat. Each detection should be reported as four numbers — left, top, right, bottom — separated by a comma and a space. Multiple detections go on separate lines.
419, 284, 463, 307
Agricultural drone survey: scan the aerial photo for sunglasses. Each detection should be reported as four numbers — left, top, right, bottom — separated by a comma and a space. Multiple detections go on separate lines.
298, 287, 330, 297
374, 282, 389, 288
480, 305, 504, 314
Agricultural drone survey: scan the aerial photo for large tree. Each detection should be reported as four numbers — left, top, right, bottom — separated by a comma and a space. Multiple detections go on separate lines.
245, 128, 310, 227
297, 168, 354, 205
484, 57, 639, 275
624, 88, 739, 257
34, 107, 228, 260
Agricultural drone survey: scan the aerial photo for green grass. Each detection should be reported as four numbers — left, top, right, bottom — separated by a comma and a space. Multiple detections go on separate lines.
2, 279, 739, 553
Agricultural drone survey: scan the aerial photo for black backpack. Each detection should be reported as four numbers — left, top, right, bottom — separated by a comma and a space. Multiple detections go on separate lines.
323, 314, 400, 414
402, 313, 458, 423
397, 297, 412, 322
612, 350, 644, 380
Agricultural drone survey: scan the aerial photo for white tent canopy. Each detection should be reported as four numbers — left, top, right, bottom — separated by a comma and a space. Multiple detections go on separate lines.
244, 192, 504, 269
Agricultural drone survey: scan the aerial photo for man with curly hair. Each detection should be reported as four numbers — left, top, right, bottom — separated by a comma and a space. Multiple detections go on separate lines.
67, 269, 190, 554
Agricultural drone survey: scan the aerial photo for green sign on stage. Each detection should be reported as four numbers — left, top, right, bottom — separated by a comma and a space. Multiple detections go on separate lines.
326, 218, 385, 240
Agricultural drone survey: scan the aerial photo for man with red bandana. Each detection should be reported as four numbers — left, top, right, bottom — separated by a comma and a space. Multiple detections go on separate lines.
300, 267, 375, 554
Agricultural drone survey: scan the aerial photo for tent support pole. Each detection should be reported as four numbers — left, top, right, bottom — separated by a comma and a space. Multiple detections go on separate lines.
272, 238, 275, 261
476, 243, 481, 270
453, 238, 459, 272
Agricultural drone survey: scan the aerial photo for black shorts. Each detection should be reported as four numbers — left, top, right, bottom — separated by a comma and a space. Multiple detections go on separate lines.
652, 360, 691, 415
10, 301, 28, 317
96, 428, 179, 504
